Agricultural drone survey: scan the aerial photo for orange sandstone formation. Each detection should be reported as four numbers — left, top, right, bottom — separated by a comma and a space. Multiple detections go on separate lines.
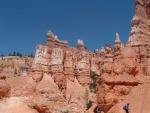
0, 0, 150, 113
97, 0, 150, 113
31, 30, 99, 88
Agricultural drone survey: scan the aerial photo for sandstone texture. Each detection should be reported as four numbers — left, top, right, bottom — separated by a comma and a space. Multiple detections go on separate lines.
0, 0, 150, 113
96, 0, 150, 112
0, 56, 33, 77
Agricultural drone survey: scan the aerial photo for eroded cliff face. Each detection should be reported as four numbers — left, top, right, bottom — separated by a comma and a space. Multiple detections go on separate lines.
0, 0, 150, 113
97, 46, 141, 113
128, 0, 150, 63
27, 29, 126, 113
29, 31, 101, 112
96, 0, 150, 113
31, 31, 101, 88
0, 56, 33, 77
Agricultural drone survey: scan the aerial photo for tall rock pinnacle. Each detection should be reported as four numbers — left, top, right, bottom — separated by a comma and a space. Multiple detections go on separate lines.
127, 0, 150, 62
115, 32, 121, 43
128, 0, 150, 46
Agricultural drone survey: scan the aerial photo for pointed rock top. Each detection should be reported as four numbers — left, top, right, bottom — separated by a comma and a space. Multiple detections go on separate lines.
77, 39, 84, 46
100, 47, 105, 53
47, 30, 54, 37
115, 32, 121, 43
47, 30, 59, 40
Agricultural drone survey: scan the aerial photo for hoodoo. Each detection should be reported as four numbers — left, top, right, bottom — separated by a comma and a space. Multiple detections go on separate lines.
0, 0, 150, 113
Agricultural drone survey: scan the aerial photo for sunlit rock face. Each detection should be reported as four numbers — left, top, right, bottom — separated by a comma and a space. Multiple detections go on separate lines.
97, 46, 140, 113
31, 32, 69, 91
30, 27, 128, 112
31, 31, 104, 89
1, 0, 150, 113
127, 0, 150, 77
29, 31, 102, 112
129, 0, 150, 41
128, 0, 150, 63
96, 0, 150, 113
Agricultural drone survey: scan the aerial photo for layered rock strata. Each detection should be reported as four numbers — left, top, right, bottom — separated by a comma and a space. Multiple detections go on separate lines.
96, 0, 150, 112
0, 0, 150, 113
31, 31, 106, 89
128, 0, 150, 70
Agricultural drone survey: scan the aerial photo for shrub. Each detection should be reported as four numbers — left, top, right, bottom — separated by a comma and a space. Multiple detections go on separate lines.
28, 53, 34, 58
90, 71, 98, 93
86, 100, 93, 110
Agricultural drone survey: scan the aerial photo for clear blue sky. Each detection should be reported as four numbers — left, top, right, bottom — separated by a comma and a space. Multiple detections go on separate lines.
0, 0, 134, 55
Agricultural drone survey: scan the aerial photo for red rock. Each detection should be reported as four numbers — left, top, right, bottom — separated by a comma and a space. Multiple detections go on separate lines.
6, 76, 36, 96
0, 0, 150, 113
0, 80, 10, 98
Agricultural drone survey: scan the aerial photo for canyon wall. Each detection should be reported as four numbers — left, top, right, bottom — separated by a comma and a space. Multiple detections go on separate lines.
30, 30, 125, 113
97, 0, 150, 113
31, 31, 104, 88
0, 0, 150, 113
23, 0, 150, 112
